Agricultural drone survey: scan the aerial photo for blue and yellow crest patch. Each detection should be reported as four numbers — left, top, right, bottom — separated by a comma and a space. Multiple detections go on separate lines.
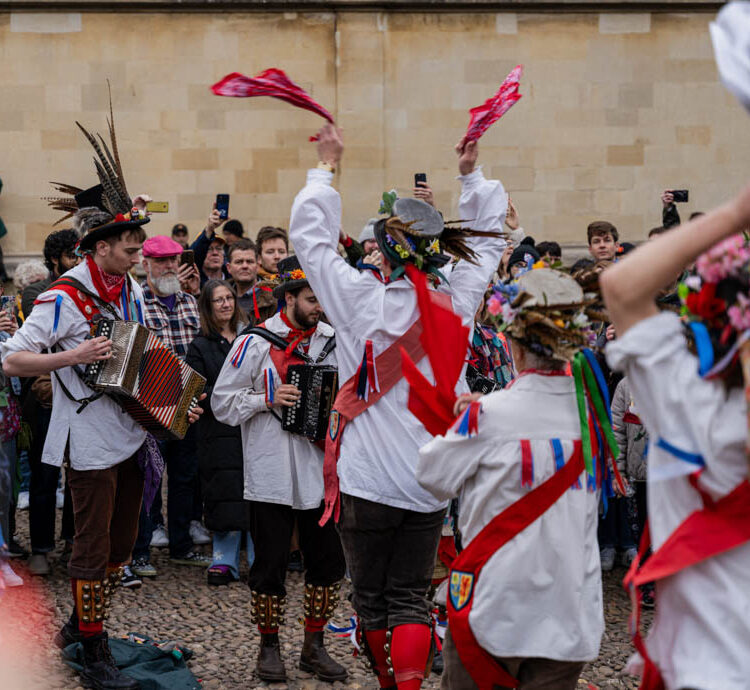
449, 570, 475, 611
328, 410, 340, 441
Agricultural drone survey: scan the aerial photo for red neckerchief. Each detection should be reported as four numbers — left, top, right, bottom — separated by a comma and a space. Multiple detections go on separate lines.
252, 284, 274, 320
279, 311, 316, 354
85, 255, 125, 304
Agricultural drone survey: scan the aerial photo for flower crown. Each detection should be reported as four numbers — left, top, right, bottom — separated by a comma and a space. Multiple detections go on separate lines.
678, 232, 750, 375
486, 266, 601, 361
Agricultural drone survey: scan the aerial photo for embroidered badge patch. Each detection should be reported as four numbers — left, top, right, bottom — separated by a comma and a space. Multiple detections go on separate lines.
328, 410, 340, 441
449, 570, 475, 611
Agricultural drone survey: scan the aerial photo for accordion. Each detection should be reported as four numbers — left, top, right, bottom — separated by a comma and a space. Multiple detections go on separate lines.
83, 320, 206, 440
282, 364, 338, 442
466, 365, 502, 395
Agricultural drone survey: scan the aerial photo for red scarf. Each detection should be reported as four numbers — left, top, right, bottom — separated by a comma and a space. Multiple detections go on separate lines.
279, 310, 316, 354
86, 255, 125, 304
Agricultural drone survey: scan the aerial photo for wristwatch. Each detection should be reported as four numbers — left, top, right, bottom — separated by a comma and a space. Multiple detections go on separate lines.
317, 161, 335, 174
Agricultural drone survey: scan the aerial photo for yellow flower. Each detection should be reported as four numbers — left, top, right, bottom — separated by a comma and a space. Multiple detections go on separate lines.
533, 260, 546, 270
554, 319, 565, 328
395, 244, 410, 259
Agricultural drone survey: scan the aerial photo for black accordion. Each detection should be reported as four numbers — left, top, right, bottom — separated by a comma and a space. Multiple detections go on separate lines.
83, 320, 206, 440
282, 365, 338, 442
466, 365, 502, 395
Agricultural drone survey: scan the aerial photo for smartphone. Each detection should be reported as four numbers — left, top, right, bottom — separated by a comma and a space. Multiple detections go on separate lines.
216, 194, 230, 220
180, 250, 195, 267
414, 173, 427, 188
146, 201, 169, 213
671, 189, 689, 203
0, 295, 15, 319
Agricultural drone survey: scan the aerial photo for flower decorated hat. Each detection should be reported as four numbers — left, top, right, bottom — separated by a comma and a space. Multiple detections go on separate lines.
679, 232, 750, 379
486, 267, 604, 361
272, 255, 309, 299
373, 190, 502, 281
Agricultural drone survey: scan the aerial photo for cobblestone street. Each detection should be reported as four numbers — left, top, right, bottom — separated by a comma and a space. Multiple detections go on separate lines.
1, 520, 650, 690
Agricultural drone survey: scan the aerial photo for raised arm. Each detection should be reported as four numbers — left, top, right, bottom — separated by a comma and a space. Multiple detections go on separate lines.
289, 125, 387, 334
445, 138, 508, 322
601, 182, 750, 336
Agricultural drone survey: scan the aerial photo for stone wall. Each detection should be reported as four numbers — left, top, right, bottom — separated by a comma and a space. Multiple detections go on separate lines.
1, 9, 747, 258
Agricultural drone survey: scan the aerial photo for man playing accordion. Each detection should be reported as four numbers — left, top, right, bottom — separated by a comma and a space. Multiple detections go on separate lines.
212, 255, 347, 685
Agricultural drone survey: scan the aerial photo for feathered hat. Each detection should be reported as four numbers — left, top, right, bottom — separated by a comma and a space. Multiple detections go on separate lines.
374, 190, 502, 282
486, 267, 604, 361
43, 82, 149, 251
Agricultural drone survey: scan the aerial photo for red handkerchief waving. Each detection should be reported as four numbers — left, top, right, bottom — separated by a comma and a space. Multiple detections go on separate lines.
401, 264, 470, 437
211, 68, 334, 124
465, 64, 523, 142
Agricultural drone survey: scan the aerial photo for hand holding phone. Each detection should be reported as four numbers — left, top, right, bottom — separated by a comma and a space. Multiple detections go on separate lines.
216, 194, 230, 221
671, 189, 689, 203
180, 250, 195, 267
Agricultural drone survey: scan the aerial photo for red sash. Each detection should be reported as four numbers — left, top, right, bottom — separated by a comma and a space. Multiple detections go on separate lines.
623, 478, 750, 690
319, 291, 452, 526
448, 441, 585, 690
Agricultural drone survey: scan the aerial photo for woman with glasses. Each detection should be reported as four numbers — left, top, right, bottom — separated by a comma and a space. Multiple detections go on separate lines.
186, 280, 253, 585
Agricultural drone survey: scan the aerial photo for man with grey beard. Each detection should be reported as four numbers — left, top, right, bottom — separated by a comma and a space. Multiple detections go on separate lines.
130, 235, 211, 579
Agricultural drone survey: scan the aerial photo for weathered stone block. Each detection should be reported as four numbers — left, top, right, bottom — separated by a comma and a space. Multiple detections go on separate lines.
172, 148, 220, 170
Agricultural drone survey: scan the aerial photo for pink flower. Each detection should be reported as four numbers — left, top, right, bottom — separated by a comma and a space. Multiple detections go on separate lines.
487, 296, 503, 316
696, 233, 750, 283
728, 293, 750, 331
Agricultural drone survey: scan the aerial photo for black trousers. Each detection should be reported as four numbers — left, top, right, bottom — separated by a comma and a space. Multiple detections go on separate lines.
28, 405, 74, 553
248, 500, 345, 597
337, 492, 444, 630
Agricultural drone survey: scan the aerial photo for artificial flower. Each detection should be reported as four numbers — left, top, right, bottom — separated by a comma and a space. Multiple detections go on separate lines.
728, 292, 750, 331
696, 233, 750, 283
685, 283, 726, 322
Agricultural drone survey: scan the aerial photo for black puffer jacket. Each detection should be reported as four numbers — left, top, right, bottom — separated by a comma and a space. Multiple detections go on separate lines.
186, 331, 249, 532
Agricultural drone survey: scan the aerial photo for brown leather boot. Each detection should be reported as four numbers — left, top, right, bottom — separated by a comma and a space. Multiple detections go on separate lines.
299, 630, 348, 683
257, 633, 287, 683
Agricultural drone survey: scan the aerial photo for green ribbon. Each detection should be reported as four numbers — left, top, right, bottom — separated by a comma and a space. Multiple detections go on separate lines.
580, 356, 620, 463
572, 354, 594, 477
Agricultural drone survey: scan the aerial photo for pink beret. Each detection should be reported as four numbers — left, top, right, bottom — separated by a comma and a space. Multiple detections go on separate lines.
142, 235, 184, 258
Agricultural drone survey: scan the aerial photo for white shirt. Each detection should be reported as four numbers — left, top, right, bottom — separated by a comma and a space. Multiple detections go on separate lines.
606, 312, 750, 690
211, 312, 336, 510
418, 373, 603, 661
289, 166, 507, 512
0, 261, 147, 471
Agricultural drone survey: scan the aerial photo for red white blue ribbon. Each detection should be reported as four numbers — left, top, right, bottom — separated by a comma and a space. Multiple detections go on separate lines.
520, 439, 534, 488
264, 368, 275, 406
231, 335, 253, 368
355, 340, 380, 401
454, 401, 481, 438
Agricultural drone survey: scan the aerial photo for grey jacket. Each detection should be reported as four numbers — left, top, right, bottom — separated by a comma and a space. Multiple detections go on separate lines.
611, 377, 649, 481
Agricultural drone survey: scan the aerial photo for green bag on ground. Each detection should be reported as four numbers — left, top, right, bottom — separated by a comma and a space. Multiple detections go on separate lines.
62, 633, 201, 690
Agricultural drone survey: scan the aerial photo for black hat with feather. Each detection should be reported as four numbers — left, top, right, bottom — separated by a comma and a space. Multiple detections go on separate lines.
43, 82, 149, 252
373, 190, 502, 282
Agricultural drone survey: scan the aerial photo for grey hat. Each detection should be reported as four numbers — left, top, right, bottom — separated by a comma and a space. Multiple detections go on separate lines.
359, 218, 378, 243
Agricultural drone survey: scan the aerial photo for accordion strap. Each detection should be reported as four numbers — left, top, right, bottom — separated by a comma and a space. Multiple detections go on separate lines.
241, 326, 336, 364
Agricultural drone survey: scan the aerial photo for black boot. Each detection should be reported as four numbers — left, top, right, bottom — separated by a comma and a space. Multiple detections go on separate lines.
257, 632, 287, 683
54, 609, 81, 650
80, 633, 140, 690
299, 630, 348, 682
